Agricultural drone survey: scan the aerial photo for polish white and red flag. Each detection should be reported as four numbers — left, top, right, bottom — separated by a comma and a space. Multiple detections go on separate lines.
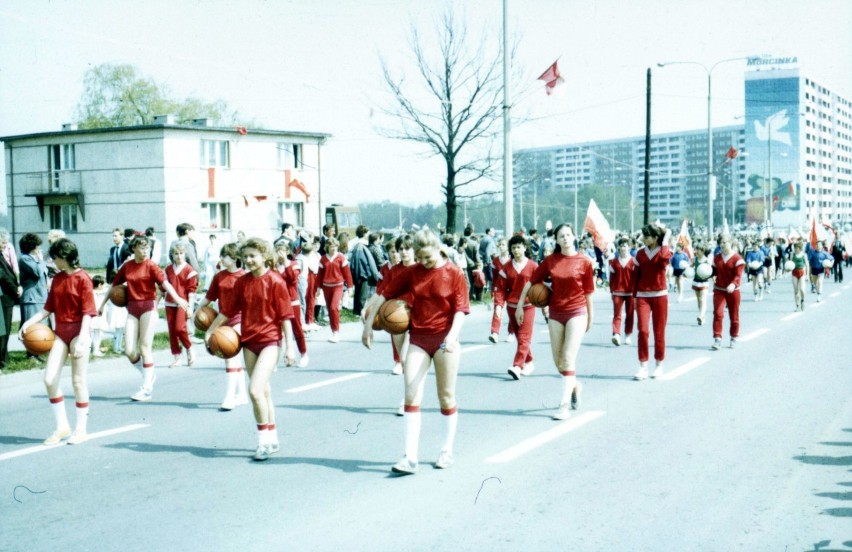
676, 219, 694, 259
537, 60, 564, 95
583, 198, 615, 251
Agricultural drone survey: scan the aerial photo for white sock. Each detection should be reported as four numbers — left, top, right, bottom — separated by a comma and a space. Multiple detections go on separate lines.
442, 411, 458, 453
143, 364, 155, 389
50, 397, 69, 429
75, 402, 89, 432
225, 369, 239, 398
404, 411, 421, 462
561, 375, 575, 405
257, 427, 269, 446
92, 330, 102, 353
237, 370, 247, 396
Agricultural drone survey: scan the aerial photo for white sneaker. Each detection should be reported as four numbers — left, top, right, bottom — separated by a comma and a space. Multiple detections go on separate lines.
507, 366, 521, 380
298, 354, 309, 368
391, 456, 418, 475
435, 450, 454, 469
168, 355, 181, 368
266, 441, 280, 455
521, 362, 535, 376
92, 350, 105, 358
328, 332, 340, 343
652, 364, 664, 379
506, 334, 516, 343
729, 338, 737, 349
391, 362, 403, 375
552, 403, 571, 420
67, 429, 88, 445
220, 396, 236, 411
44, 426, 72, 446
612, 334, 621, 346
633, 366, 649, 381
817, 294, 821, 303
488, 332, 498, 344
396, 402, 405, 417
234, 393, 249, 406
624, 335, 632, 345
253, 445, 270, 461
130, 386, 153, 402
711, 338, 722, 351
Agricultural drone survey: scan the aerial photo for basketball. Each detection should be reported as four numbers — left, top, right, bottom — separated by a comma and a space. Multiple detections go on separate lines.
194, 305, 218, 332
683, 266, 695, 279
528, 283, 551, 308
822, 258, 834, 268
678, 260, 689, 270
209, 326, 242, 359
109, 284, 128, 307
748, 260, 762, 270
377, 299, 411, 335
784, 260, 795, 271
696, 263, 713, 280
22, 323, 55, 355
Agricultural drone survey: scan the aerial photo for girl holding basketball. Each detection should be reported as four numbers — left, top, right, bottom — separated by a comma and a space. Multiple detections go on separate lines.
196, 242, 247, 411
206, 238, 295, 461
98, 235, 189, 402
631, 223, 672, 381
316, 237, 353, 343
516, 224, 595, 420
495, 234, 538, 380
691, 246, 713, 325
20, 238, 97, 445
163, 242, 198, 368
362, 229, 469, 474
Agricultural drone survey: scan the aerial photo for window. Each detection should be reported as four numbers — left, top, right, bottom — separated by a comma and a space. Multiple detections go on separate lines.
49, 204, 77, 232
200, 140, 229, 168
277, 143, 303, 170
278, 201, 304, 227
49, 144, 76, 191
202, 202, 230, 229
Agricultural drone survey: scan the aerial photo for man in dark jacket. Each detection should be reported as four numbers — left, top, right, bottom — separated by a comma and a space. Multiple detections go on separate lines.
0, 229, 20, 369
349, 225, 380, 316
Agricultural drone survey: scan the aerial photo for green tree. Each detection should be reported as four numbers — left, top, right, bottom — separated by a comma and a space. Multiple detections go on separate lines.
74, 63, 242, 128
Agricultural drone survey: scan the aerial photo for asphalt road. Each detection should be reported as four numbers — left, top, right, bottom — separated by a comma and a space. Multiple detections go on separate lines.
1, 276, 850, 551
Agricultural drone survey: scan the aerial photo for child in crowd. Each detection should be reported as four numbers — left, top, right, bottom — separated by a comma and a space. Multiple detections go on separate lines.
164, 243, 198, 368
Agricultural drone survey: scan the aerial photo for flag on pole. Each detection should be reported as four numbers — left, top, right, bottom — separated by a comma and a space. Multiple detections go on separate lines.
537, 60, 564, 95
809, 217, 819, 249
583, 198, 615, 252
725, 147, 738, 160
676, 219, 694, 259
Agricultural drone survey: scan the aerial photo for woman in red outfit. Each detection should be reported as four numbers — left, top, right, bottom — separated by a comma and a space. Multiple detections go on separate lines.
362, 229, 469, 475
275, 240, 308, 367
21, 238, 97, 445
516, 224, 595, 421
196, 242, 247, 411
98, 235, 189, 402
206, 238, 294, 461
316, 237, 353, 343
631, 223, 672, 381
489, 238, 512, 343
495, 234, 538, 380
710, 234, 745, 350
608, 237, 636, 346
164, 242, 198, 368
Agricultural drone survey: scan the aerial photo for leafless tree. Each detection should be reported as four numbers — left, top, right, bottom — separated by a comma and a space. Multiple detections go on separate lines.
376, 11, 506, 234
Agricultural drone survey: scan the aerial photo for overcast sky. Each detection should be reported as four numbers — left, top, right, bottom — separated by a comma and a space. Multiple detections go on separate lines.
1, 0, 850, 207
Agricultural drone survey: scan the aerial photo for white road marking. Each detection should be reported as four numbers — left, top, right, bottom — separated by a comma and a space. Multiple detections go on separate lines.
810, 301, 825, 308
781, 312, 802, 321
485, 411, 606, 463
0, 424, 150, 462
461, 345, 491, 354
738, 328, 770, 342
829, 291, 840, 298
656, 357, 711, 381
843, 285, 850, 291
285, 372, 370, 393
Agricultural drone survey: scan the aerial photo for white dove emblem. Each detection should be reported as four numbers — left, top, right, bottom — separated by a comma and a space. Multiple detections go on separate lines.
754, 110, 791, 146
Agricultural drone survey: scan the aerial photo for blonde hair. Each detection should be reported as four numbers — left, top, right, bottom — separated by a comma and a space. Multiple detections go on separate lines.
241, 237, 275, 268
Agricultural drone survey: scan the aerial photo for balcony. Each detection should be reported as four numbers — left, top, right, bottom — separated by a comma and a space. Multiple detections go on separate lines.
23, 171, 82, 196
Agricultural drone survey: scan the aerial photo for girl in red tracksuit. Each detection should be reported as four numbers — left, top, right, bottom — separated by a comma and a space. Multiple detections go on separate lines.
495, 234, 538, 380
276, 240, 308, 367
164, 242, 198, 368
20, 238, 97, 446
489, 238, 512, 342
517, 223, 595, 422
362, 229, 470, 475
710, 234, 745, 350
632, 223, 672, 381
205, 237, 294, 461
196, 242, 247, 411
317, 237, 353, 343
608, 237, 636, 347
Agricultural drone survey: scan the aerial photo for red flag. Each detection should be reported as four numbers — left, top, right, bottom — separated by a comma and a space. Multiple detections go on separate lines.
537, 60, 564, 95
725, 147, 738, 160
583, 199, 615, 251
676, 219, 694, 259
235, 126, 248, 135
809, 217, 818, 249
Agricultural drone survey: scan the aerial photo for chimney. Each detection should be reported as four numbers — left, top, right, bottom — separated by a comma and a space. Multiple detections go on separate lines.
153, 114, 176, 125
62, 123, 78, 131
191, 118, 212, 127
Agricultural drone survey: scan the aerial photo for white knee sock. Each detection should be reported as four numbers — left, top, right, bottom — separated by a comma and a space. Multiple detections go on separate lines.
75, 402, 89, 432
143, 364, 155, 389
50, 397, 69, 429
561, 375, 575, 405
442, 411, 458, 453
404, 411, 421, 462
225, 369, 239, 397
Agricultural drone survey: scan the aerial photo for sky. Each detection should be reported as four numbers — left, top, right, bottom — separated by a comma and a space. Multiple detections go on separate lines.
1, 0, 850, 208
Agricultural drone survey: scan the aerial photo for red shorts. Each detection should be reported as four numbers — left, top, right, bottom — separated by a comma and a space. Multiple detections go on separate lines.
409, 329, 451, 357
791, 268, 805, 279
54, 321, 84, 346
243, 340, 280, 356
549, 307, 588, 326
127, 300, 157, 319
225, 314, 242, 328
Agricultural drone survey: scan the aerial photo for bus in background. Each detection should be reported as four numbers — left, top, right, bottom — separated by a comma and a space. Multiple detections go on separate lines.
325, 204, 362, 237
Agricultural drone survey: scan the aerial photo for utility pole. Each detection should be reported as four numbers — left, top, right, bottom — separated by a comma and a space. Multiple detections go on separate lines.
643, 67, 652, 226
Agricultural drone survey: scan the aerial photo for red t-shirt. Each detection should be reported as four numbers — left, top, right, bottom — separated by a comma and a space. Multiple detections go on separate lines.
164, 263, 198, 305
713, 253, 745, 290
235, 270, 294, 344
45, 270, 98, 324
205, 269, 245, 318
277, 261, 301, 306
318, 252, 353, 287
634, 246, 673, 295
113, 259, 165, 301
380, 261, 470, 335
530, 253, 595, 313
608, 256, 637, 295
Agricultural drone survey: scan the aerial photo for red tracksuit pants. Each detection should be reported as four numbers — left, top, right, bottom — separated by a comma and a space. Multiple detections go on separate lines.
291, 304, 306, 355
321, 284, 344, 332
305, 272, 318, 324
635, 295, 667, 363
712, 289, 740, 339
507, 305, 535, 367
611, 294, 634, 336
166, 305, 191, 355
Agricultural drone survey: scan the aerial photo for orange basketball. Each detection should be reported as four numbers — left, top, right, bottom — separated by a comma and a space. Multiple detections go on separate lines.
377, 299, 411, 335
209, 326, 242, 359
528, 283, 551, 308
22, 323, 55, 355
194, 305, 218, 332
109, 284, 128, 307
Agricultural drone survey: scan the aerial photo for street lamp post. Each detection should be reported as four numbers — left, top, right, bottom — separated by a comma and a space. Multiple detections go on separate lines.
657, 56, 750, 239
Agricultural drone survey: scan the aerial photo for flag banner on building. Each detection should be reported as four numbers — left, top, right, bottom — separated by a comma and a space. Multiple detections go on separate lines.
676, 219, 694, 259
583, 198, 615, 251
235, 126, 248, 135
284, 169, 311, 202
725, 147, 738, 160
537, 60, 564, 95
